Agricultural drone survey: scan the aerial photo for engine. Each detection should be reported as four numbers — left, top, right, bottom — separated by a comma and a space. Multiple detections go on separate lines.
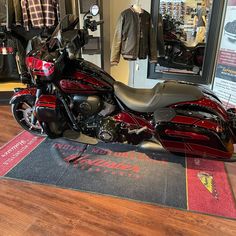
71, 95, 118, 142
97, 118, 118, 142
72, 95, 103, 117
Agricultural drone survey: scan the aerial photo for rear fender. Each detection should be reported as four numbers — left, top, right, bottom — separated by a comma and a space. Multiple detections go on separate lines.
9, 88, 37, 105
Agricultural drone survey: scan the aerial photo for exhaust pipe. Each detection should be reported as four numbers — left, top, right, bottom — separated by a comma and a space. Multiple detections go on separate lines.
138, 140, 165, 152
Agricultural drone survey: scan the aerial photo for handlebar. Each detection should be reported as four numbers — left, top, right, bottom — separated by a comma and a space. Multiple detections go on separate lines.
47, 16, 104, 58
84, 18, 104, 32
96, 20, 104, 26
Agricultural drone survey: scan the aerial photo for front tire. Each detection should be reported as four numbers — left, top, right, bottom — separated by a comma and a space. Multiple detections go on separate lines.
11, 99, 46, 137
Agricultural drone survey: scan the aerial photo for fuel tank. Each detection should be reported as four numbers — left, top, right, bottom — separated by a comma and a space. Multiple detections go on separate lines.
58, 58, 115, 94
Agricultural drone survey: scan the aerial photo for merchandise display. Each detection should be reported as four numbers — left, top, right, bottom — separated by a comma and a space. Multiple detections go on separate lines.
9, 7, 236, 161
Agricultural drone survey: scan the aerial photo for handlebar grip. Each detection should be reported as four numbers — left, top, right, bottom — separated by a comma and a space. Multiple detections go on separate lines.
96, 20, 104, 26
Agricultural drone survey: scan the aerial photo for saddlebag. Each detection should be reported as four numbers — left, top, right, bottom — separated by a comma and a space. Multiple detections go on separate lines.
156, 109, 234, 159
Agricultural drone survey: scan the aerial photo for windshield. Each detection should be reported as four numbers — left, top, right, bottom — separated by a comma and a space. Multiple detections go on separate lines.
50, 14, 79, 44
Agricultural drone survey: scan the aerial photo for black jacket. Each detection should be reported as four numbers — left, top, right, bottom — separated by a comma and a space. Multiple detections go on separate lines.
111, 7, 157, 64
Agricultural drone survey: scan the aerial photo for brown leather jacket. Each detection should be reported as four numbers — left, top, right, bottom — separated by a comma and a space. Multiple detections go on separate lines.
111, 7, 157, 64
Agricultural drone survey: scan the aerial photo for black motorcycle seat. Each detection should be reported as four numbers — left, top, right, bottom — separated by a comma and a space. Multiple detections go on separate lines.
114, 81, 204, 113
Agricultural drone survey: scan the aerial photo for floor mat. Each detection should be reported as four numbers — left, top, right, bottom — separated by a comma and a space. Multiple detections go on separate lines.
0, 131, 236, 219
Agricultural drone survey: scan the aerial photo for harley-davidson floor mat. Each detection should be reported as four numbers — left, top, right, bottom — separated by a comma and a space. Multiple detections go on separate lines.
0, 131, 236, 219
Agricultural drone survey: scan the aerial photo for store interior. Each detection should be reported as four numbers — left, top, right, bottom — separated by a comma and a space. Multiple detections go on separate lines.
0, 0, 236, 235
0, 0, 223, 90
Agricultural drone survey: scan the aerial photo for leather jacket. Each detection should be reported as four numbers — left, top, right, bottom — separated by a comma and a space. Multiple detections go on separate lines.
111, 7, 157, 64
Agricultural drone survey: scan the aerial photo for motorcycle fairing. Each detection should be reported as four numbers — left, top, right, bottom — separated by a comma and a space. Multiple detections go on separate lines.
58, 58, 114, 94
25, 56, 55, 77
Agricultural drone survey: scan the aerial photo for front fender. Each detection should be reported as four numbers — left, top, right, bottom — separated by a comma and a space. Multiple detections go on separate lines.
9, 88, 37, 105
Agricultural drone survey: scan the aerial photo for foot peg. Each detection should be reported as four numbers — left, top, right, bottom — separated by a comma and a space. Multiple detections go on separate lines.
128, 126, 147, 135
63, 130, 98, 145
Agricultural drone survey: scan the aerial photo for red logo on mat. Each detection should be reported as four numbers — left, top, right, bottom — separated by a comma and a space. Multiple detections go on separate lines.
63, 154, 142, 179
76, 155, 140, 173
53, 143, 169, 164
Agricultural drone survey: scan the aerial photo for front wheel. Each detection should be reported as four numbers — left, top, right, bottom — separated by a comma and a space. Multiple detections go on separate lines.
11, 99, 46, 137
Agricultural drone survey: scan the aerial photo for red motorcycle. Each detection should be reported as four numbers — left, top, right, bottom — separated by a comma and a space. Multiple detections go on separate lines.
10, 7, 236, 161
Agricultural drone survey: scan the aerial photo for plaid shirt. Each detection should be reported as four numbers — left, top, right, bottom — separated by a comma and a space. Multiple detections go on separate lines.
21, 0, 59, 30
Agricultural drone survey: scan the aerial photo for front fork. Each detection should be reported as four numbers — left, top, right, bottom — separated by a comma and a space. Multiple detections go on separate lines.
31, 88, 42, 126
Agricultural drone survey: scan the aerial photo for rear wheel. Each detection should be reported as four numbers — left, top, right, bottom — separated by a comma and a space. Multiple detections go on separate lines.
11, 99, 46, 137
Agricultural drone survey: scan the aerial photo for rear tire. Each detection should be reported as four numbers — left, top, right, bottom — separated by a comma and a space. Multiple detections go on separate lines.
11, 99, 46, 137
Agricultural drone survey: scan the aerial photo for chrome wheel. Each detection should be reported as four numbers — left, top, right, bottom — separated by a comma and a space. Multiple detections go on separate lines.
12, 101, 46, 136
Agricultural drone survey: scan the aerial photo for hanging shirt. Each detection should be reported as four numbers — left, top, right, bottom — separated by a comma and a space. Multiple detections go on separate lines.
21, 0, 59, 31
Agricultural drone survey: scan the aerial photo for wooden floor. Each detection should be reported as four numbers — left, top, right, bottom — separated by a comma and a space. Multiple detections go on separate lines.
0, 105, 236, 236
0, 82, 26, 92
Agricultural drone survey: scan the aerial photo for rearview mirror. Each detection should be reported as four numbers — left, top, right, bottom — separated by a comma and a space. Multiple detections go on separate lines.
90, 5, 99, 16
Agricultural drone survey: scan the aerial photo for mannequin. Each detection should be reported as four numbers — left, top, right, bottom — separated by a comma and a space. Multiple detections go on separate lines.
132, 0, 142, 14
